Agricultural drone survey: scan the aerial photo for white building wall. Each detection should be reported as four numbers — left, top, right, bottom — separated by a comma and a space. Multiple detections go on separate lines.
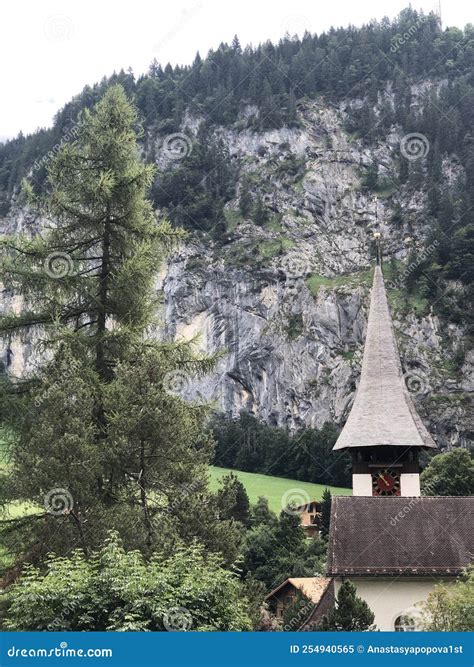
400, 473, 421, 497
353, 473, 421, 497
334, 577, 454, 631
352, 474, 372, 496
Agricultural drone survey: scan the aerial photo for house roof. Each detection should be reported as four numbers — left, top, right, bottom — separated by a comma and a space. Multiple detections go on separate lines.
293, 500, 320, 512
333, 265, 436, 451
266, 577, 332, 604
327, 496, 473, 576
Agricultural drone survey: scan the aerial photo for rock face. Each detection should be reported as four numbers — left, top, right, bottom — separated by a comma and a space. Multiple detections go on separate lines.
163, 247, 472, 449
1, 99, 472, 449
164, 249, 366, 430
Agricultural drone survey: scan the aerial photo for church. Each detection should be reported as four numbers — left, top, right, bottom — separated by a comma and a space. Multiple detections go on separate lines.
327, 240, 473, 630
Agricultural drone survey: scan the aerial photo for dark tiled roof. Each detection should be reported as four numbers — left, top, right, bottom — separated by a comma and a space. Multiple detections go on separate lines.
327, 496, 473, 576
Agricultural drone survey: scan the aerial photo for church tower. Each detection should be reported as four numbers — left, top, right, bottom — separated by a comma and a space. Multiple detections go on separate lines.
333, 236, 437, 497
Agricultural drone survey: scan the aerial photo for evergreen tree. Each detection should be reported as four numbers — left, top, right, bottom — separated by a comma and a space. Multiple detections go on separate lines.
0, 86, 232, 561
216, 473, 251, 527
287, 89, 298, 126
250, 496, 277, 528
242, 524, 279, 586
358, 101, 377, 140
153, 127, 236, 233
276, 510, 306, 553
241, 515, 326, 590
211, 413, 349, 487
318, 580, 375, 631
319, 488, 332, 539
362, 161, 379, 190
231, 35, 242, 53
1, 10, 472, 216
445, 226, 474, 284
239, 177, 253, 218
260, 79, 282, 129
253, 194, 268, 226
2, 85, 168, 373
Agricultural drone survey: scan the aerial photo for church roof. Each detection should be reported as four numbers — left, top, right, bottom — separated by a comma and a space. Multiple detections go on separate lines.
327, 496, 473, 576
333, 265, 436, 450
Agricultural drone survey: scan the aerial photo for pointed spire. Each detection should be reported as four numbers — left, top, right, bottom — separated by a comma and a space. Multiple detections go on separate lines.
333, 263, 436, 451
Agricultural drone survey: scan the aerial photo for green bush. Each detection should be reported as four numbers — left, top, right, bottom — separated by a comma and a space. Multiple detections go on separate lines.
421, 448, 474, 496
3, 532, 252, 631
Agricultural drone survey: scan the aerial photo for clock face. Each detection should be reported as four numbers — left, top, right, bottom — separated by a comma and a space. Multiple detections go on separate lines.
372, 469, 401, 496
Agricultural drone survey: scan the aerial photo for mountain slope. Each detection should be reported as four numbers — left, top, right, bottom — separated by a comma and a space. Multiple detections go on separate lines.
1, 9, 473, 449
156, 97, 472, 448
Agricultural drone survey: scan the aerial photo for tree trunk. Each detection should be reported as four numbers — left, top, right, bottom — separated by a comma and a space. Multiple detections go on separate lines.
95, 210, 111, 499
139, 439, 153, 549
96, 211, 111, 381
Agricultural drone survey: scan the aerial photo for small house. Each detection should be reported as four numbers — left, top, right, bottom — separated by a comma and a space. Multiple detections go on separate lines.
265, 577, 334, 630
293, 500, 321, 537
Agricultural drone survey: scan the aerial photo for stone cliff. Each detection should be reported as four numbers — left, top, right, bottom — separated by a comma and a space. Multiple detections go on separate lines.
2, 96, 472, 449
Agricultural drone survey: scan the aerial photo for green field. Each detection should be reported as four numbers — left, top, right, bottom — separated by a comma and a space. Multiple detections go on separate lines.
208, 466, 351, 514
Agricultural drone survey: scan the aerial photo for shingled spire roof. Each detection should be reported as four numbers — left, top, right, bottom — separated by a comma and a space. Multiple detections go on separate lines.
333, 264, 436, 450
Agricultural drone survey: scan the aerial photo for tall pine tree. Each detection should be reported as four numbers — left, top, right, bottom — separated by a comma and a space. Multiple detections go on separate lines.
0, 86, 235, 562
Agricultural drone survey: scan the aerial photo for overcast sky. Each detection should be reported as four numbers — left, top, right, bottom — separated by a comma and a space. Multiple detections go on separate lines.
1, 0, 471, 141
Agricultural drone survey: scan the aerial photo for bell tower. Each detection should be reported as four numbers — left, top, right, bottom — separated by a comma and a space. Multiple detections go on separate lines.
333, 235, 436, 497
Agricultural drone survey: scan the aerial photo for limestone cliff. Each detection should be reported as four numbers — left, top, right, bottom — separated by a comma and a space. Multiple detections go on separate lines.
1, 96, 472, 449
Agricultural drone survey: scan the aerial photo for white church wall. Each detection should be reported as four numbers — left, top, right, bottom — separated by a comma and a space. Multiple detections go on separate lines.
400, 473, 421, 496
352, 473, 422, 497
334, 577, 455, 631
352, 474, 372, 496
